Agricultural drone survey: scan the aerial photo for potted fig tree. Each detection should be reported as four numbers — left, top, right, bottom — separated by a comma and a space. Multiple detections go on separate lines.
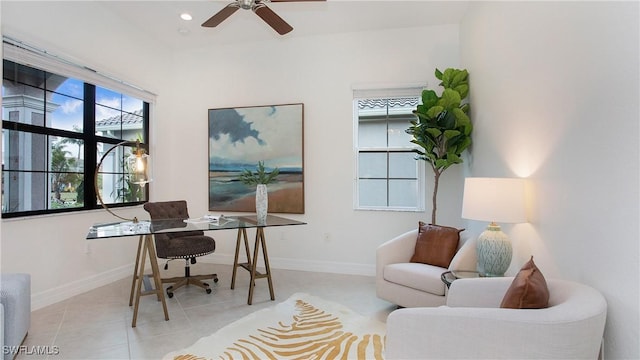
406, 68, 472, 225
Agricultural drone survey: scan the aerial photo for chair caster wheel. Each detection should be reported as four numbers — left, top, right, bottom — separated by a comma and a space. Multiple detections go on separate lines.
214, 278, 219, 283
206, 288, 212, 294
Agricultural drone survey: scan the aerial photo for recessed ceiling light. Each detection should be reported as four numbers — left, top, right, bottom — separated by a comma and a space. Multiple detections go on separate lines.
180, 13, 193, 21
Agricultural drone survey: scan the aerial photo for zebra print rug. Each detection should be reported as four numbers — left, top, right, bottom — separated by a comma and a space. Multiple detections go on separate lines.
163, 293, 386, 360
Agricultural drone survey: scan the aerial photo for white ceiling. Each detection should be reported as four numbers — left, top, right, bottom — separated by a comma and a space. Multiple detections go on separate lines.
97, 1, 470, 49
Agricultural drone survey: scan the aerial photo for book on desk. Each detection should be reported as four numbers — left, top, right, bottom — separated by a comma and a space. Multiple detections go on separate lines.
183, 215, 235, 226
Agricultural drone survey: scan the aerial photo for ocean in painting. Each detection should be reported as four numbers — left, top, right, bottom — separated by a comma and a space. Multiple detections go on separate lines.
209, 168, 304, 213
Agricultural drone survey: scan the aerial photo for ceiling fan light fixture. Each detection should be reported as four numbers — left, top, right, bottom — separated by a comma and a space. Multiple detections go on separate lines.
240, 0, 255, 10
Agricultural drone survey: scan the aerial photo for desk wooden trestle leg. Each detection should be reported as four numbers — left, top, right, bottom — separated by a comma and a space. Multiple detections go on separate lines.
231, 227, 275, 305
128, 234, 169, 327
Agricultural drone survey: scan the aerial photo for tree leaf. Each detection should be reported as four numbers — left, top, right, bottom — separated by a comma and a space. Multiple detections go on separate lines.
457, 137, 472, 153
421, 90, 438, 109
414, 112, 432, 122
410, 139, 428, 151
438, 89, 461, 110
435, 159, 448, 169
438, 110, 457, 130
452, 108, 471, 131
443, 129, 461, 139
451, 69, 468, 88
441, 69, 451, 87
435, 68, 443, 80
453, 111, 472, 136
426, 128, 442, 138
454, 84, 469, 99
426, 105, 444, 119
448, 153, 462, 164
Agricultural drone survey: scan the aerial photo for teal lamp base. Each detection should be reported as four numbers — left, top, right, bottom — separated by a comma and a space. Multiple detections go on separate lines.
476, 223, 512, 277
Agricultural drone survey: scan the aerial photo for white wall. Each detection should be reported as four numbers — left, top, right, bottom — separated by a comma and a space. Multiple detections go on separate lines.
460, 2, 639, 359
1, 2, 464, 309
156, 24, 464, 272
6, 2, 636, 357
0, 1, 172, 309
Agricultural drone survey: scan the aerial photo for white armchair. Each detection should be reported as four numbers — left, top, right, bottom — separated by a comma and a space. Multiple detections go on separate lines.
376, 228, 476, 308
385, 277, 607, 359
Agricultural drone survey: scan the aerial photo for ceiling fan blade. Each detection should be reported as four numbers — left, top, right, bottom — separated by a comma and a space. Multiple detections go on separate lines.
201, 4, 240, 27
254, 4, 293, 35
270, 0, 325, 2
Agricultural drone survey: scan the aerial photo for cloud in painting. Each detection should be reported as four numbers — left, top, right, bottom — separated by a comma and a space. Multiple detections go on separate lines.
209, 105, 303, 169
209, 108, 265, 145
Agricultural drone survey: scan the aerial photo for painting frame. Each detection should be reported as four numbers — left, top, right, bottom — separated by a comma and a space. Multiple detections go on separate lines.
208, 103, 304, 214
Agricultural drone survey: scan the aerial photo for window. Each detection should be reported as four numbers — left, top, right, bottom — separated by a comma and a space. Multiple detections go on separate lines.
2, 51, 151, 218
354, 90, 425, 211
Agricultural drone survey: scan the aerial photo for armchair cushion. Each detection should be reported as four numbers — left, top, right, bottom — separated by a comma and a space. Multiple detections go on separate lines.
383, 262, 446, 296
410, 222, 462, 268
500, 256, 549, 309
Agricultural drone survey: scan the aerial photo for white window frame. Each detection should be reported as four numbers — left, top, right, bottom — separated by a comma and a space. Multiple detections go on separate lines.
353, 85, 425, 212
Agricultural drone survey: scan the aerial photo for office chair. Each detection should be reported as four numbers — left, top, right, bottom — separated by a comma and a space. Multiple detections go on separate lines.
143, 200, 218, 298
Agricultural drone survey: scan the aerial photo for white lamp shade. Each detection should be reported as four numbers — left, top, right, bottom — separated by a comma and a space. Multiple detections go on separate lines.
461, 177, 527, 224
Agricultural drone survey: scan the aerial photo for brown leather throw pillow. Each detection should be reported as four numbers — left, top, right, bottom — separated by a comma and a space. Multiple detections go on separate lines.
500, 256, 550, 309
410, 222, 463, 268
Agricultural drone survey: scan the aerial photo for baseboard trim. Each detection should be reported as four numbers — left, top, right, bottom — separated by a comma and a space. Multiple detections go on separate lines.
31, 263, 134, 311
203, 254, 376, 277
31, 257, 375, 310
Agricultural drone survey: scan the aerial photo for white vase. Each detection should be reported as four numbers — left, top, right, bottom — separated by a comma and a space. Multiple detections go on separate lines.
255, 184, 268, 224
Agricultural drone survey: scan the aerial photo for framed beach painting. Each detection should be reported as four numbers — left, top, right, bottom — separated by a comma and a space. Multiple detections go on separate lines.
208, 103, 304, 214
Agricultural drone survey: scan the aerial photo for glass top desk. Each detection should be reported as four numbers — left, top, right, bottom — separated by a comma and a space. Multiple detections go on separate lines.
87, 214, 306, 327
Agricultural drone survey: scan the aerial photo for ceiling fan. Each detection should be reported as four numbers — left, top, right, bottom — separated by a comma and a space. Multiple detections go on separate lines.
201, 0, 325, 35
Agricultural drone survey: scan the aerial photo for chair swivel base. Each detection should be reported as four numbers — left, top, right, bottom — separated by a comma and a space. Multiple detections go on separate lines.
162, 273, 219, 298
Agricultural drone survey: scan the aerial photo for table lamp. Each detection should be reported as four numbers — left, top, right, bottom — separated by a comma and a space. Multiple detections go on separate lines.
95, 140, 152, 223
461, 177, 527, 277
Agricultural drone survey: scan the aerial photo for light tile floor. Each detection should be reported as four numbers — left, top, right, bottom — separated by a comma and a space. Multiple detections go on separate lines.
21, 263, 395, 360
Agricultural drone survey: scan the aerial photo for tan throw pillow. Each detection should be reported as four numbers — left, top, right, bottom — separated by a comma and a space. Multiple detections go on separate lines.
500, 256, 550, 309
410, 222, 463, 268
